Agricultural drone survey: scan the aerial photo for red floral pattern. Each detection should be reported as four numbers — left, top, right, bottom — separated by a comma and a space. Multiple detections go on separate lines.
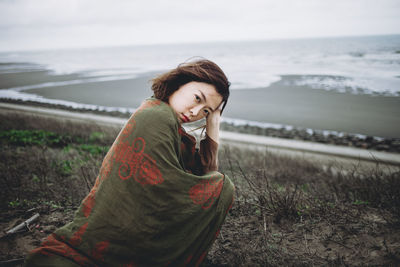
189, 177, 224, 210
114, 137, 163, 185
184, 255, 193, 266
195, 251, 207, 267
102, 100, 164, 185
91, 240, 110, 261
30, 234, 91, 266
69, 222, 88, 246
78, 100, 164, 219
82, 189, 96, 217
79, 100, 164, 219
99, 99, 163, 185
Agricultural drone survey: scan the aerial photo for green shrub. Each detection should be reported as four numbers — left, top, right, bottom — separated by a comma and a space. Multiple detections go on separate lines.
0, 129, 67, 146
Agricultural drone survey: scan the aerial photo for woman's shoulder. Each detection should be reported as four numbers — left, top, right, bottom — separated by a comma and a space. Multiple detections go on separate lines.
133, 98, 179, 128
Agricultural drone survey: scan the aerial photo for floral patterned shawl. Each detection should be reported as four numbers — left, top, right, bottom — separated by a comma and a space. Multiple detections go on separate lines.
26, 98, 234, 267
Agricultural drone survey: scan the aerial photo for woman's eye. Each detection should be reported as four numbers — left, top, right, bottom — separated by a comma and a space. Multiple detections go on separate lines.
195, 95, 201, 102
204, 109, 209, 115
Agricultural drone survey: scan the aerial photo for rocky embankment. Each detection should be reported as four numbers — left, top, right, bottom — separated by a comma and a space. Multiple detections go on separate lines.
220, 122, 400, 154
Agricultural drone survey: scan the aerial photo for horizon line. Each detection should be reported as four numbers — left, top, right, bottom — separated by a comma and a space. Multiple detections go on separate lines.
0, 33, 399, 54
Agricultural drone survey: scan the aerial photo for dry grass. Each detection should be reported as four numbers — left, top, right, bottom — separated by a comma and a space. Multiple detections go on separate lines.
1, 111, 400, 266
206, 146, 400, 266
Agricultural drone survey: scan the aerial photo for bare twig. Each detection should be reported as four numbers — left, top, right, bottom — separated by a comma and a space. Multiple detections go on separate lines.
263, 214, 267, 233
236, 160, 260, 195
327, 237, 354, 251
26, 207, 38, 213
80, 166, 93, 192
5, 213, 40, 235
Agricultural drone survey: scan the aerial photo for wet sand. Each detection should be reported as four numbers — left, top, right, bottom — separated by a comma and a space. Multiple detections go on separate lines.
1, 70, 400, 138
22, 72, 157, 109
0, 69, 82, 89
227, 76, 400, 138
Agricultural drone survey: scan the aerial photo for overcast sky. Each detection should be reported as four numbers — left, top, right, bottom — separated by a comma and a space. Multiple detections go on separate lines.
0, 0, 399, 52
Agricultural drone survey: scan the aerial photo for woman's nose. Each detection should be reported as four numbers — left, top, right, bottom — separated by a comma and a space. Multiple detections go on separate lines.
190, 105, 203, 116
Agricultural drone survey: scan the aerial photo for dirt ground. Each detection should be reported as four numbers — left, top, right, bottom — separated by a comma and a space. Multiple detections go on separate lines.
1, 110, 400, 266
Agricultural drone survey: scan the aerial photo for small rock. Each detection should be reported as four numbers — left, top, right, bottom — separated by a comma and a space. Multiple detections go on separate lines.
370, 251, 379, 257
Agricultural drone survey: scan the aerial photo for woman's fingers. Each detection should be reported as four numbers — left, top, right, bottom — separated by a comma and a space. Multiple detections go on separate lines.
205, 109, 221, 144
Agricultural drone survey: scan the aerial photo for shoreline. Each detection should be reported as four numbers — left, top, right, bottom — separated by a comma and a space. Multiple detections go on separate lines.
1, 65, 399, 153
1, 99, 400, 157
1, 69, 399, 138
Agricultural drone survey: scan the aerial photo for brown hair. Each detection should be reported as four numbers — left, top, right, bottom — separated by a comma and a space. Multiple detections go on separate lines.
151, 58, 230, 114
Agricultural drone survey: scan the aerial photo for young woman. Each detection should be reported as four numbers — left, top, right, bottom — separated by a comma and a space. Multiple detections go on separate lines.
25, 59, 234, 266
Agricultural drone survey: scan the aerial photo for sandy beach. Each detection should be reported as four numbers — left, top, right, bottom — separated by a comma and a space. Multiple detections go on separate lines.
13, 72, 400, 138
0, 69, 82, 89
228, 76, 400, 138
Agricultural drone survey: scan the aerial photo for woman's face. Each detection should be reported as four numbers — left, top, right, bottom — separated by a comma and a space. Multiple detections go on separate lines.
168, 81, 223, 123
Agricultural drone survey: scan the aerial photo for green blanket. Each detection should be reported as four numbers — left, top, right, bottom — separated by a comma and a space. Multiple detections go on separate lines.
26, 98, 234, 266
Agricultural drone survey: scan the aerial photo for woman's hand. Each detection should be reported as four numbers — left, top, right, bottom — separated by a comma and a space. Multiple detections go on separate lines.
206, 105, 222, 144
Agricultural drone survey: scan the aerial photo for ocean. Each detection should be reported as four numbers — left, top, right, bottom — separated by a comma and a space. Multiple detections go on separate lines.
0, 34, 399, 138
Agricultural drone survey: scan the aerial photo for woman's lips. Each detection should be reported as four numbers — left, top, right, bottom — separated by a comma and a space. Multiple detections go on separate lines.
181, 114, 190, 123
